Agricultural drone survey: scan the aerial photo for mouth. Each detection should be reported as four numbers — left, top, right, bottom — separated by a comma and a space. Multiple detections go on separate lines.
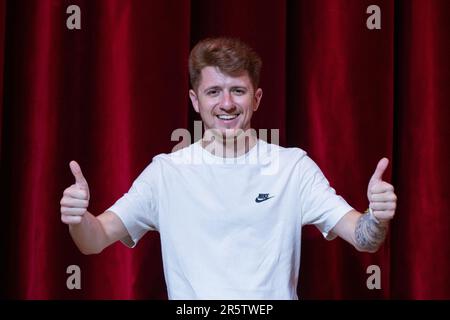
216, 114, 240, 121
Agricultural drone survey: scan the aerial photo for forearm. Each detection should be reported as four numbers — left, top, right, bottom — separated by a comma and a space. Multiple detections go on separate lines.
69, 211, 108, 255
354, 211, 389, 252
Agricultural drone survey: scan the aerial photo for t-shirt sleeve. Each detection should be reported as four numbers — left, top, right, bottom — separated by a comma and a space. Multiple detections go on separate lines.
107, 160, 160, 248
299, 155, 353, 240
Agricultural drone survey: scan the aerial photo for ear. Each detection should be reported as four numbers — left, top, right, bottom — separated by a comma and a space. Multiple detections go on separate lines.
189, 89, 200, 113
253, 88, 263, 112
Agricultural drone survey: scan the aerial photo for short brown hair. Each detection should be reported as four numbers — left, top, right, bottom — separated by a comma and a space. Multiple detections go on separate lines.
189, 37, 262, 91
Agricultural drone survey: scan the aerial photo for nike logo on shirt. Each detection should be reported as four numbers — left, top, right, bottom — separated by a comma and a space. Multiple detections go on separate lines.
255, 193, 274, 203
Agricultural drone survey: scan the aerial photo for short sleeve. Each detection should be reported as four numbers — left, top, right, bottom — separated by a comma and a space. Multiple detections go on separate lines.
107, 160, 160, 248
299, 156, 353, 240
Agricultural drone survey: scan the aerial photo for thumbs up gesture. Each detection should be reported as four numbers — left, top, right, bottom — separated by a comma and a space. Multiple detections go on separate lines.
60, 161, 90, 225
367, 158, 397, 222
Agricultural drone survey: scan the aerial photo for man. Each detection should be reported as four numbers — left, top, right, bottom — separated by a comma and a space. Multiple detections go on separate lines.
60, 37, 397, 299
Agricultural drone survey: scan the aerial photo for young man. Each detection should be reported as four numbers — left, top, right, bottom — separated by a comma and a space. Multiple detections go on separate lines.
60, 38, 397, 299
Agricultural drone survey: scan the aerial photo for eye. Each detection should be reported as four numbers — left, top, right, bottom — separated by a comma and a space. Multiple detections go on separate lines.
232, 88, 246, 95
206, 89, 219, 97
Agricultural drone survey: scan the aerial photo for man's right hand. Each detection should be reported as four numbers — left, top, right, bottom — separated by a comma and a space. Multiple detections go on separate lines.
60, 161, 90, 225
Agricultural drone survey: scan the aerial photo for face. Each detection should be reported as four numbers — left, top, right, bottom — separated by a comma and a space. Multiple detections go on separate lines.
189, 66, 263, 137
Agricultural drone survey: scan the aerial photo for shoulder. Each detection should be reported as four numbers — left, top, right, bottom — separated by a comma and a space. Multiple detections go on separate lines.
151, 143, 198, 166
258, 140, 307, 163
128, 145, 197, 187
260, 141, 327, 178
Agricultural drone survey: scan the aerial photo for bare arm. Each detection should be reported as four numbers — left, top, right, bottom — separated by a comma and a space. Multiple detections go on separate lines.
68, 210, 128, 255
354, 209, 389, 252
331, 209, 389, 253
61, 161, 129, 255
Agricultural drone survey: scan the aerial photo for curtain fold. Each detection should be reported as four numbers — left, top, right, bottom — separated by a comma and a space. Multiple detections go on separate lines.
288, 0, 394, 299
391, 0, 450, 299
0, 0, 4, 150
0, 0, 448, 299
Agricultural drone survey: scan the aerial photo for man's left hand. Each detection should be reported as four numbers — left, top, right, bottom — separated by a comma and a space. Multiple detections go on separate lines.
367, 158, 397, 221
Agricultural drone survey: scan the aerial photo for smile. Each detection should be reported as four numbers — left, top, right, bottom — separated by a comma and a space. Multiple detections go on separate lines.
216, 114, 239, 120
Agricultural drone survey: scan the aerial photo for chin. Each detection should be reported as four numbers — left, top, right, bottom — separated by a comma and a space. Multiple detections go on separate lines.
219, 125, 243, 133
222, 128, 253, 141
204, 126, 240, 140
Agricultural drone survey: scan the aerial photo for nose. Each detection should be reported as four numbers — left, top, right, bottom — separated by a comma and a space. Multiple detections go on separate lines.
220, 91, 235, 112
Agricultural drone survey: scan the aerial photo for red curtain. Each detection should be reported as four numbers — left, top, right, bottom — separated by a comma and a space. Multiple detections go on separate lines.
0, 0, 449, 299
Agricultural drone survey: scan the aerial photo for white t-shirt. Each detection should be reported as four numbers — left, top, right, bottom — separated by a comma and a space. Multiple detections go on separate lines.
108, 140, 353, 299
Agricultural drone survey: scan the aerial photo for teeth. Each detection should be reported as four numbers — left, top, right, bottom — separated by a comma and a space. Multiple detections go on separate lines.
217, 114, 238, 120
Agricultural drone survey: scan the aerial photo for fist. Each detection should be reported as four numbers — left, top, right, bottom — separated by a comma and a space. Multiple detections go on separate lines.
60, 161, 90, 225
367, 158, 397, 221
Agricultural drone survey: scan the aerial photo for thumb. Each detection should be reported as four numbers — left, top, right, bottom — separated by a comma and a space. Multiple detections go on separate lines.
370, 157, 389, 182
69, 160, 88, 188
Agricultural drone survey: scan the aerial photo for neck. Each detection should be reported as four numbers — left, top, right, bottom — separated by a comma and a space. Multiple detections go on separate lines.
201, 129, 258, 158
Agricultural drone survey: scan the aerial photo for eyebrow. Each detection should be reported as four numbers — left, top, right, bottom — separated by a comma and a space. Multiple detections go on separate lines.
230, 86, 247, 90
203, 85, 248, 93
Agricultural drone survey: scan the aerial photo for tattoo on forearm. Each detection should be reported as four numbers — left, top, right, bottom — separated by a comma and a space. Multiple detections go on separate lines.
355, 212, 388, 251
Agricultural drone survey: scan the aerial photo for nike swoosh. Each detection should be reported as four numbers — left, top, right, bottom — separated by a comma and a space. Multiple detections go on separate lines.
255, 196, 274, 203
